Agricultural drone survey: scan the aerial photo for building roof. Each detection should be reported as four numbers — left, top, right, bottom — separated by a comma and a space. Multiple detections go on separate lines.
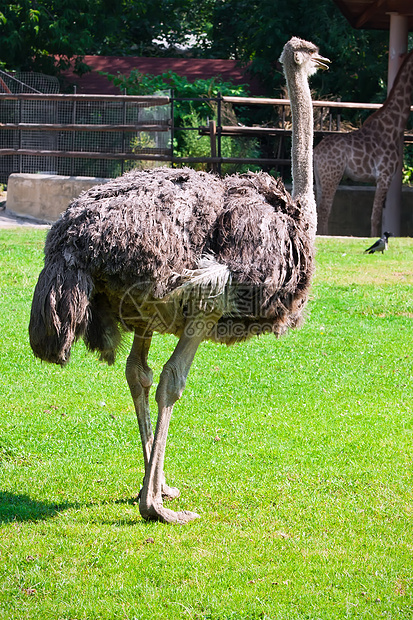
61, 56, 266, 96
333, 0, 413, 30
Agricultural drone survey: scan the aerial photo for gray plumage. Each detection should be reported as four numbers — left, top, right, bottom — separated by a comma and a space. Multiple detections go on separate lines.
364, 231, 392, 254
29, 37, 329, 524
29, 167, 313, 365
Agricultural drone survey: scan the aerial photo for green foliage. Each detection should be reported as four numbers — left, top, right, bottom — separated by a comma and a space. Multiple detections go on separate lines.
105, 68, 249, 116
1, 230, 413, 618
0, 0, 215, 73
403, 144, 413, 185
0, 0, 94, 74
90, 0, 215, 57
0, 0, 395, 109
209, 0, 389, 104
105, 69, 260, 169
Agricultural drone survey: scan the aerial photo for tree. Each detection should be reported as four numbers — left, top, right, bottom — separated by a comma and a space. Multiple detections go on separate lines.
0, 0, 96, 74
0, 0, 215, 73
104, 69, 259, 173
208, 0, 389, 104
0, 0, 393, 108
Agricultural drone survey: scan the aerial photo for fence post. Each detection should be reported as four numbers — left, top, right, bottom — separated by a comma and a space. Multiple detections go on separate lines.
209, 120, 217, 173
18, 97, 22, 173
71, 86, 76, 176
337, 98, 341, 131
121, 89, 127, 175
171, 90, 175, 168
217, 92, 222, 175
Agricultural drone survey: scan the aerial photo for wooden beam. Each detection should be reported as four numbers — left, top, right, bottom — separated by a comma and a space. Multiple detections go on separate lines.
332, 0, 358, 27
0, 93, 170, 104
0, 122, 170, 132
356, 0, 387, 28
0, 149, 171, 160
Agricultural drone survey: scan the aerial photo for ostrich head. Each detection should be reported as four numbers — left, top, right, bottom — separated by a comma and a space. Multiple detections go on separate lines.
279, 37, 330, 76
279, 37, 330, 238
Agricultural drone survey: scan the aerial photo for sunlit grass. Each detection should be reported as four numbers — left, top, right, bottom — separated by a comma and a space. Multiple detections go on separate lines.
0, 228, 412, 619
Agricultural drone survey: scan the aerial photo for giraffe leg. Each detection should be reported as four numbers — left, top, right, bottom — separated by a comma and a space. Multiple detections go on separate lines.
315, 184, 337, 235
314, 147, 346, 235
138, 315, 219, 524
125, 326, 179, 501
370, 177, 391, 237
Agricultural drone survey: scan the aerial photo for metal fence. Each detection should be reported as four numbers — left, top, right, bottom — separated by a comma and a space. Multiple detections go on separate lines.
0, 92, 172, 183
0, 91, 412, 184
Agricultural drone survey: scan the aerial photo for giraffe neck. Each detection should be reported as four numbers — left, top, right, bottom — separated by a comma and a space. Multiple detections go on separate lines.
366, 50, 413, 134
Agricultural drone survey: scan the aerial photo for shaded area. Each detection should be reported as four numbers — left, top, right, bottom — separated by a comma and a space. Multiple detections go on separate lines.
0, 490, 75, 524
0, 491, 143, 525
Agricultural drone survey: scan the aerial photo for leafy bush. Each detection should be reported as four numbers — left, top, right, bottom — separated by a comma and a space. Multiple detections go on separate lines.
403, 144, 413, 185
103, 69, 261, 170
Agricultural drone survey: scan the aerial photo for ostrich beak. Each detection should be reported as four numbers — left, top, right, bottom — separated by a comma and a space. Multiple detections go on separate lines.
314, 54, 331, 70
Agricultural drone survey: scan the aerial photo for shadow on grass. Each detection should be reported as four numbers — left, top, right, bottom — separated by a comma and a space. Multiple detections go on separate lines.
0, 491, 143, 525
0, 490, 78, 524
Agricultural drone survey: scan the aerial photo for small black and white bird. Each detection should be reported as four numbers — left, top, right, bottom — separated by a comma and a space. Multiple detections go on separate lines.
364, 231, 393, 254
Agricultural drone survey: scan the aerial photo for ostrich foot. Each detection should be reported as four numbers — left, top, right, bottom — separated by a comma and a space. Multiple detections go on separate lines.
139, 496, 199, 524
162, 482, 180, 500
138, 475, 180, 501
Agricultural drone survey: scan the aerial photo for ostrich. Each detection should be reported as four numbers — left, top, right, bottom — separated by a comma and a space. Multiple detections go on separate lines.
29, 38, 329, 524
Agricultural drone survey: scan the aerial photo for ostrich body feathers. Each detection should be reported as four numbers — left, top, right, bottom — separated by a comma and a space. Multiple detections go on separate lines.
30, 166, 314, 365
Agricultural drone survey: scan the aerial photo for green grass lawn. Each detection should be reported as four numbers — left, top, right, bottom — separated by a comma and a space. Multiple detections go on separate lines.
0, 229, 412, 620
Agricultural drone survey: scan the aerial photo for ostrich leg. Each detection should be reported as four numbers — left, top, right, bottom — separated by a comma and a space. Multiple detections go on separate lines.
139, 314, 220, 524
126, 326, 179, 501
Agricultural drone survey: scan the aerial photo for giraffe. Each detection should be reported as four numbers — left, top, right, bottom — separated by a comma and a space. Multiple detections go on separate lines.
314, 49, 413, 237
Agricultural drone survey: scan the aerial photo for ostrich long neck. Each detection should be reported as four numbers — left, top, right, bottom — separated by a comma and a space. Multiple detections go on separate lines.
285, 66, 316, 234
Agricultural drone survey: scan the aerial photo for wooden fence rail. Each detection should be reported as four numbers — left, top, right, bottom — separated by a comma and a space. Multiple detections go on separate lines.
0, 92, 412, 179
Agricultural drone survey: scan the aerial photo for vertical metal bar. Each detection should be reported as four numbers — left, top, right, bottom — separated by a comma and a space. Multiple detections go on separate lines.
217, 92, 222, 175
18, 96, 22, 173
209, 119, 217, 173
281, 104, 287, 177
170, 90, 175, 167
71, 86, 76, 176
121, 89, 126, 175
337, 98, 341, 131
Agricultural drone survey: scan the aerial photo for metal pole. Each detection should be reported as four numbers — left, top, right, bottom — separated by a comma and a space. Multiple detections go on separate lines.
217, 92, 222, 175
71, 85, 76, 176
209, 119, 217, 173
121, 89, 127, 175
382, 12, 408, 236
171, 90, 175, 168
336, 99, 341, 132
18, 98, 22, 173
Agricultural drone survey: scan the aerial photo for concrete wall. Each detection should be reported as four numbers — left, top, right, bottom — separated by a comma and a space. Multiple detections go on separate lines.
6, 173, 110, 222
327, 185, 413, 237
6, 173, 413, 236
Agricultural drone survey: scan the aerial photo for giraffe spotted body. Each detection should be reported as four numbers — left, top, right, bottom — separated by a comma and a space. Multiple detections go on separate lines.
315, 50, 413, 236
